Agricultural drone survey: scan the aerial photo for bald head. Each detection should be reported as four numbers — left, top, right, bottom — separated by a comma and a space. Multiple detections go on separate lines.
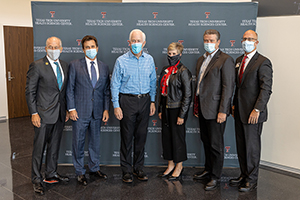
243, 30, 258, 40
46, 37, 62, 47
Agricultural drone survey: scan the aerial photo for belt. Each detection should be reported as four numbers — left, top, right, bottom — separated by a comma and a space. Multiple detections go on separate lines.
120, 93, 149, 98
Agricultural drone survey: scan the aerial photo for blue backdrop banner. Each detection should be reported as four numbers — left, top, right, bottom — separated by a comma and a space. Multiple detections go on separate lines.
32, 2, 258, 167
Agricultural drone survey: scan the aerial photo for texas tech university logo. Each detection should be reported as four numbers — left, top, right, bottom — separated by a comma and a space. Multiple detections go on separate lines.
152, 12, 158, 19
178, 40, 184, 44
49, 11, 55, 18
205, 12, 210, 19
101, 12, 107, 19
152, 120, 157, 126
225, 146, 231, 153
230, 40, 236, 47
76, 39, 82, 46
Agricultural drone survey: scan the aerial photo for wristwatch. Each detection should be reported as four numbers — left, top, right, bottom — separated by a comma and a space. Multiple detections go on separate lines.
254, 108, 260, 112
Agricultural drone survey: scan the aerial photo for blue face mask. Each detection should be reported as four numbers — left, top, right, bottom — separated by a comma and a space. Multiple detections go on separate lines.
85, 48, 97, 59
204, 43, 216, 53
131, 43, 143, 54
242, 41, 255, 53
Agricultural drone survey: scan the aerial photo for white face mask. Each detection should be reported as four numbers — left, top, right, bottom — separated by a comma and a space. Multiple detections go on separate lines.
242, 41, 255, 53
204, 43, 216, 53
47, 49, 61, 61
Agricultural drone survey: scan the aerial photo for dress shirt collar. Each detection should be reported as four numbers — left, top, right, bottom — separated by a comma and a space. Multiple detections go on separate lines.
129, 50, 145, 58
46, 55, 60, 65
85, 56, 97, 64
203, 48, 219, 59
244, 50, 256, 60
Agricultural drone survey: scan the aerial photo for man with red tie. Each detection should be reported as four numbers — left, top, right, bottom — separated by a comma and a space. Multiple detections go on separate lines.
230, 30, 273, 192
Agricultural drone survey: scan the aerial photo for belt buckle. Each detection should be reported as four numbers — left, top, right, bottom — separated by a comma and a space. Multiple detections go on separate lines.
137, 94, 142, 98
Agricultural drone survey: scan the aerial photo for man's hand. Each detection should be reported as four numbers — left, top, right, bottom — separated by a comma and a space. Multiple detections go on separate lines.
248, 109, 260, 124
69, 110, 79, 121
177, 117, 184, 125
158, 113, 162, 120
31, 114, 41, 128
150, 102, 156, 116
114, 107, 123, 120
217, 112, 226, 123
102, 110, 109, 122
65, 111, 70, 122
231, 106, 235, 118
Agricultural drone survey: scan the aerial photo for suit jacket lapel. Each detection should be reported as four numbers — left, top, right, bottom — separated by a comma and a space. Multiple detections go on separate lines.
43, 56, 60, 90
202, 49, 221, 78
81, 58, 93, 87
240, 52, 259, 85
95, 60, 102, 87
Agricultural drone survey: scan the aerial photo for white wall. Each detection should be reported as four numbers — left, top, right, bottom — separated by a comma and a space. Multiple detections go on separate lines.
257, 16, 300, 170
1, 0, 299, 171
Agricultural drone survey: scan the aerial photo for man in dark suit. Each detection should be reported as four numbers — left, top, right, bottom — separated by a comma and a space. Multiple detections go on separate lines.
193, 29, 235, 191
67, 35, 110, 186
230, 30, 273, 192
25, 36, 70, 195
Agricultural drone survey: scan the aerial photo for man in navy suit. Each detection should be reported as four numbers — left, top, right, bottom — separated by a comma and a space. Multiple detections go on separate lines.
26, 36, 70, 195
67, 35, 110, 186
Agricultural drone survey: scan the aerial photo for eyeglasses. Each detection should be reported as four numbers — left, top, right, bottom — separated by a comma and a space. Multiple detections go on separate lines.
242, 37, 257, 42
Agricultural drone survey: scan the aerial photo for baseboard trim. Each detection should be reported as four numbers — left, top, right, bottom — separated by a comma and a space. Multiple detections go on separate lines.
0, 116, 6, 123
260, 160, 300, 178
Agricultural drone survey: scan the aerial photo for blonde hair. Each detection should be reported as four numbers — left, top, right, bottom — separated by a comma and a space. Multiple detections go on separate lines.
167, 42, 184, 54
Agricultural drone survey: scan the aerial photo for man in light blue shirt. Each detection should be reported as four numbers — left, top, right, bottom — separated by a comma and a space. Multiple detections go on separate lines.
111, 29, 156, 183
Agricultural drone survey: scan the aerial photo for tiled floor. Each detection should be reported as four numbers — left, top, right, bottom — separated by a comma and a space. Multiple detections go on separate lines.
0, 117, 300, 199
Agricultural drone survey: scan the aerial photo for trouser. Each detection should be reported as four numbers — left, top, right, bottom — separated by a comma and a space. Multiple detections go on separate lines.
31, 117, 64, 183
235, 105, 263, 183
198, 106, 226, 179
119, 93, 150, 174
72, 116, 101, 175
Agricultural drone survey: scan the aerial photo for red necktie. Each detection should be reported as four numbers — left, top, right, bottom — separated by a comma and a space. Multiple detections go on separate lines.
238, 55, 248, 83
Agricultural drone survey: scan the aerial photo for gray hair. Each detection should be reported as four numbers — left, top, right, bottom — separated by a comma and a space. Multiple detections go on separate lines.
203, 29, 220, 41
129, 29, 146, 42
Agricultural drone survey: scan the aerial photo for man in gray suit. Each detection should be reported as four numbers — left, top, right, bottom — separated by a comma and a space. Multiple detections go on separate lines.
25, 36, 69, 195
230, 30, 273, 192
193, 29, 235, 191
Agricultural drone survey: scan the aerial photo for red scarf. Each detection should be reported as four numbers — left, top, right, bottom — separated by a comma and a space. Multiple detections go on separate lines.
160, 61, 180, 96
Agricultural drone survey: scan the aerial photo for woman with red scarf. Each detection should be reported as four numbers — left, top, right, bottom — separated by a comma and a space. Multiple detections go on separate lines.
158, 42, 192, 180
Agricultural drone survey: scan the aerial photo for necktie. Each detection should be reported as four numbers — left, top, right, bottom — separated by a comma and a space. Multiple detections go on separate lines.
91, 61, 97, 87
238, 55, 248, 84
54, 62, 62, 90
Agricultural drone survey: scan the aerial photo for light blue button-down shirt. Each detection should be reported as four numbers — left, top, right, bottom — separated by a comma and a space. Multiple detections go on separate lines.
111, 50, 157, 108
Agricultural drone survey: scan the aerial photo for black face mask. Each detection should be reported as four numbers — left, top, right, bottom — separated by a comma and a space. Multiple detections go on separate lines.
167, 54, 181, 66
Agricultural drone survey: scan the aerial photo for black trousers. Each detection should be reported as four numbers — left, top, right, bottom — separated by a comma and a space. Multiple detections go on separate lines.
161, 98, 187, 163
119, 94, 150, 174
235, 105, 263, 183
31, 116, 64, 183
198, 107, 226, 179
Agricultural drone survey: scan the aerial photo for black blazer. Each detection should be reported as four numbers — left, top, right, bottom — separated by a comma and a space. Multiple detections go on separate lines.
195, 49, 235, 120
25, 56, 69, 124
233, 52, 273, 124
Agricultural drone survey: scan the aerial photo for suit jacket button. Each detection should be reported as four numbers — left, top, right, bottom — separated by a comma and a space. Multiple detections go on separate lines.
92, 99, 94, 101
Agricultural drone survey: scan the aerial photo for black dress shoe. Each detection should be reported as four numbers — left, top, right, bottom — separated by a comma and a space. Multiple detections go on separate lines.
77, 174, 88, 186
168, 168, 184, 181
122, 173, 133, 183
193, 170, 210, 180
239, 181, 257, 192
133, 170, 148, 181
158, 168, 174, 178
33, 182, 44, 195
205, 179, 219, 191
44, 173, 70, 184
90, 170, 108, 179
229, 176, 244, 186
